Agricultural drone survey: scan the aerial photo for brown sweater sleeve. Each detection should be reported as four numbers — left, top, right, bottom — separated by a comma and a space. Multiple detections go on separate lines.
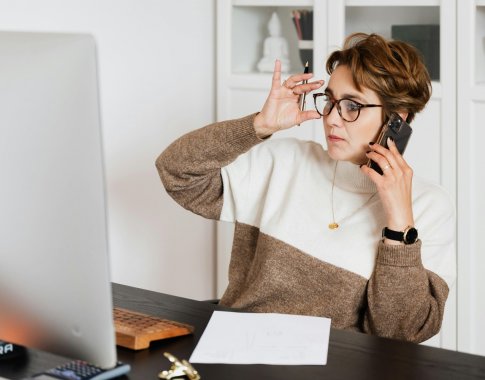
363, 240, 449, 343
155, 113, 262, 219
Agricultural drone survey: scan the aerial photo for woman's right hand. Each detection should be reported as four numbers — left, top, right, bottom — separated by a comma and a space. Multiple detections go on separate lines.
253, 59, 324, 139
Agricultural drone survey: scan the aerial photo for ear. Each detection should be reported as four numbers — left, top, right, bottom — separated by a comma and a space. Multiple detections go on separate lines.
398, 111, 409, 122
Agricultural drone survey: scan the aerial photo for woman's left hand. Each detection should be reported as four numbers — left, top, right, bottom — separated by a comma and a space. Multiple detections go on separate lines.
360, 137, 415, 243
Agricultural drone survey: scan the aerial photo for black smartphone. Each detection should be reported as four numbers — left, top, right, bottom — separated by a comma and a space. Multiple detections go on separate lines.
367, 113, 412, 175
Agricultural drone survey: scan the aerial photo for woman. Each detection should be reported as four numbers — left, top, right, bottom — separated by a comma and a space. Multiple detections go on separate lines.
156, 33, 455, 343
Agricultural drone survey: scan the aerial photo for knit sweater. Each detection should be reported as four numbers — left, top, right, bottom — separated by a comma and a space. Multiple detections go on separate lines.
156, 113, 455, 343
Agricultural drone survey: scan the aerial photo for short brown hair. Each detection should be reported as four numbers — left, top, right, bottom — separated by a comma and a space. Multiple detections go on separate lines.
326, 33, 431, 123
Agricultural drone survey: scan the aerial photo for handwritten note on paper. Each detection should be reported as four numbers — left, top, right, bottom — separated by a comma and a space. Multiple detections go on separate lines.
189, 311, 331, 365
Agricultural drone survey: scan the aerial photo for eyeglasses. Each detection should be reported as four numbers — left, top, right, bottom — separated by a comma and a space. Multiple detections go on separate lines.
313, 93, 383, 122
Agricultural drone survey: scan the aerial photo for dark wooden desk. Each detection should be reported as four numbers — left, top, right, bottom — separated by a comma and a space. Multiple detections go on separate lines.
1, 283, 484, 380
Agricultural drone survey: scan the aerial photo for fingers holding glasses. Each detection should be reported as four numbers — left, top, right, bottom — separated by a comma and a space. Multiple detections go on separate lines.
281, 72, 318, 89
291, 80, 325, 95
281, 79, 296, 98
295, 109, 323, 124
257, 61, 323, 137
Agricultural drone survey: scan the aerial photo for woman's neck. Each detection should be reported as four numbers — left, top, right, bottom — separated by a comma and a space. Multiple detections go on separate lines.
330, 159, 376, 194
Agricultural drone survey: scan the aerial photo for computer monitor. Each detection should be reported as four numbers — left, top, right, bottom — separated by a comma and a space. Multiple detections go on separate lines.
0, 31, 117, 369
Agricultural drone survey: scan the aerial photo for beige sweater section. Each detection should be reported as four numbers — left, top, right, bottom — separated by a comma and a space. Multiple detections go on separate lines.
156, 113, 452, 343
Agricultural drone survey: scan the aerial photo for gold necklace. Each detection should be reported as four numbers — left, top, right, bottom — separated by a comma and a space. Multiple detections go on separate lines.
328, 161, 377, 230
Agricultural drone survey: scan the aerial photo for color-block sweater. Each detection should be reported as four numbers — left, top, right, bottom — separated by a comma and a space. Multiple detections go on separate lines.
156, 113, 455, 343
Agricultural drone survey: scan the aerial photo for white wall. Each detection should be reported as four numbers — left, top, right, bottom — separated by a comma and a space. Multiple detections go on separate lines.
0, 0, 217, 300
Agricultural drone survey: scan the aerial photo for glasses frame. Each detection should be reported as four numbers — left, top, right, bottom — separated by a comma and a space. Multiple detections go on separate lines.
313, 93, 383, 122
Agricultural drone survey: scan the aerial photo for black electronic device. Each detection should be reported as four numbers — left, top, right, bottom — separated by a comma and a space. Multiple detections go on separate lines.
30, 360, 130, 380
367, 113, 413, 175
0, 340, 25, 360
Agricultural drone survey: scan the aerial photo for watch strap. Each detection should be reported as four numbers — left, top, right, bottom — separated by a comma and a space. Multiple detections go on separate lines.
382, 227, 404, 241
382, 226, 418, 244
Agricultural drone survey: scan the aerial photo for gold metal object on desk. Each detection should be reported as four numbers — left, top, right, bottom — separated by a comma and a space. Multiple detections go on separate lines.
158, 352, 201, 380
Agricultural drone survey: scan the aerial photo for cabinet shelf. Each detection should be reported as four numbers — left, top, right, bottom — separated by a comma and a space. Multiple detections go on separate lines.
233, 0, 313, 5
345, 6, 440, 38
346, 0, 440, 5
232, 5, 312, 75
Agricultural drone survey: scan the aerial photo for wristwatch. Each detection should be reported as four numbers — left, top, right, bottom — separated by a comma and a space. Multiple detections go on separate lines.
382, 226, 418, 245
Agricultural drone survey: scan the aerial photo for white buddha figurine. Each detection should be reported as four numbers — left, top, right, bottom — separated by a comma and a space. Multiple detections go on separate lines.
257, 12, 291, 73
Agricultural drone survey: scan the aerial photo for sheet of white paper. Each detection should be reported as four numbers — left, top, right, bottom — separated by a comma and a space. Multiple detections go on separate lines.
189, 311, 331, 365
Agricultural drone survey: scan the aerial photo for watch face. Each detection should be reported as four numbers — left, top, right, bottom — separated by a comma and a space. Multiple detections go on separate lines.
404, 227, 418, 244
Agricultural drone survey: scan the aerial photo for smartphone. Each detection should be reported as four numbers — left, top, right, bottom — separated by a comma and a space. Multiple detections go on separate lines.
367, 113, 412, 175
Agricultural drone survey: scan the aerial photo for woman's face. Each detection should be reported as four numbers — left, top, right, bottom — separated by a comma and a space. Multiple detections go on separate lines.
323, 64, 384, 165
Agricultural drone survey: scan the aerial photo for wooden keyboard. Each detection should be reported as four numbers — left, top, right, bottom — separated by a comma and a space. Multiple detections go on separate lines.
113, 307, 194, 350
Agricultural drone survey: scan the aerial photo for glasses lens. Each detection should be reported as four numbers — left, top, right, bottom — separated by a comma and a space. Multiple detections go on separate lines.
315, 94, 333, 116
340, 99, 360, 122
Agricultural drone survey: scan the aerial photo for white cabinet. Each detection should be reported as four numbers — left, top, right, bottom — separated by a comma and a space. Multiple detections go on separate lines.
457, 0, 485, 357
216, 0, 458, 351
217, 0, 322, 143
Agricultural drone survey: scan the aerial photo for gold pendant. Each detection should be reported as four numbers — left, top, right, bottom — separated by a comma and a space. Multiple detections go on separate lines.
328, 222, 339, 230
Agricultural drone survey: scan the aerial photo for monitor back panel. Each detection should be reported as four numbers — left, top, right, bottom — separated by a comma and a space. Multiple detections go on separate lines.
0, 31, 116, 368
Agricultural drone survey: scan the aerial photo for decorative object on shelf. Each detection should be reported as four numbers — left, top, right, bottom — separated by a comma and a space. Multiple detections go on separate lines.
257, 11, 290, 73
292, 10, 313, 72
391, 24, 440, 81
